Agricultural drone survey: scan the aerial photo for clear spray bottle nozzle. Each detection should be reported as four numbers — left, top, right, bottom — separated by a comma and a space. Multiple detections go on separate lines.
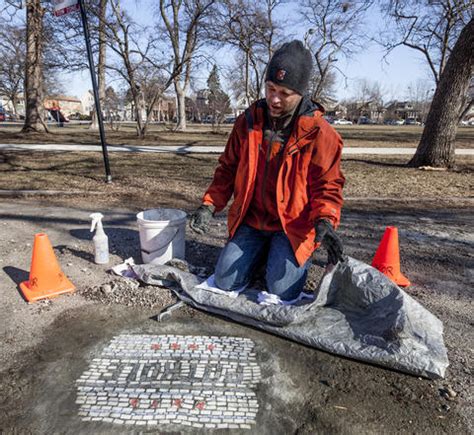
90, 212, 104, 233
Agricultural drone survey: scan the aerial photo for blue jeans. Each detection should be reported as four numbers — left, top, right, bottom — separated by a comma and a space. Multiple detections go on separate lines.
214, 224, 310, 301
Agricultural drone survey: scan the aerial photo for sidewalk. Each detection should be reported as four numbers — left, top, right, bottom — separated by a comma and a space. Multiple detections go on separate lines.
1, 143, 473, 155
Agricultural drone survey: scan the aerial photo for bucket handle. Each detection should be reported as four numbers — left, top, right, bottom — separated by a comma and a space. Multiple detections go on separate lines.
141, 227, 180, 256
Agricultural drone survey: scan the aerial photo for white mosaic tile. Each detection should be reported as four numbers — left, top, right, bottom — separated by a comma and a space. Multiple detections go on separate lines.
76, 334, 261, 429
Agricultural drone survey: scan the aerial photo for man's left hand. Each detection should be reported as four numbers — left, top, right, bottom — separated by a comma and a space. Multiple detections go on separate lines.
314, 219, 344, 265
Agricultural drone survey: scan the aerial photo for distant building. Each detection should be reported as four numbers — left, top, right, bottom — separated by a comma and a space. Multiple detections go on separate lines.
384, 101, 420, 121
80, 90, 95, 116
121, 95, 176, 122
0, 93, 25, 117
324, 98, 347, 119
358, 101, 386, 123
345, 100, 385, 123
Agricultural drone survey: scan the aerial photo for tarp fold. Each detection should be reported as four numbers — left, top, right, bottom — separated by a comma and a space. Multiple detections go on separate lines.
133, 257, 448, 379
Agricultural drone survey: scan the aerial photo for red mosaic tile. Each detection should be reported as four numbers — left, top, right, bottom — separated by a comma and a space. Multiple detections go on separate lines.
195, 401, 206, 410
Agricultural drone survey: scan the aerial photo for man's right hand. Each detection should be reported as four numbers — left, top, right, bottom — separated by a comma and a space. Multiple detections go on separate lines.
189, 205, 213, 234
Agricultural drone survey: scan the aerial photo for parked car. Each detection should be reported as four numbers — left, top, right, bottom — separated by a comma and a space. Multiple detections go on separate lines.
384, 119, 405, 125
358, 116, 377, 125
323, 115, 334, 124
4, 112, 19, 121
202, 115, 214, 124
405, 117, 421, 125
0, 112, 5, 122
224, 116, 236, 124
333, 118, 353, 125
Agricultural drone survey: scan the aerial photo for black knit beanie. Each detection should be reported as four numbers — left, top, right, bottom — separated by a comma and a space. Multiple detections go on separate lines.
266, 40, 313, 95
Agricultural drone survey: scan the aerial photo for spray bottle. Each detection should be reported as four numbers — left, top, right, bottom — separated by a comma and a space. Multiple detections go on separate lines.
90, 213, 109, 264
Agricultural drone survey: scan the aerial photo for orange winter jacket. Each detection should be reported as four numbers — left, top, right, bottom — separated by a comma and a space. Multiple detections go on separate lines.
202, 97, 345, 266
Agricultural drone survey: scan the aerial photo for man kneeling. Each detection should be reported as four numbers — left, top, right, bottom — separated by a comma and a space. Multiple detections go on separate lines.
190, 40, 345, 302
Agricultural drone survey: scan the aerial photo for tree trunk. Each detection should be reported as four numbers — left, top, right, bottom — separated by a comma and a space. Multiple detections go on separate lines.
134, 99, 144, 139
22, 0, 47, 133
409, 18, 474, 168
175, 82, 187, 131
90, 0, 107, 130
12, 96, 18, 116
245, 51, 250, 106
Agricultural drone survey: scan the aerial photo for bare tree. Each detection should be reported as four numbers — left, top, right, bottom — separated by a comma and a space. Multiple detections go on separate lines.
300, 0, 374, 103
210, 0, 283, 105
381, 0, 472, 83
22, 0, 47, 132
344, 79, 384, 121
308, 67, 337, 105
102, 85, 122, 130
90, 0, 108, 130
409, 18, 473, 168
158, 0, 216, 131
381, 0, 473, 118
0, 0, 66, 132
381, 1, 473, 167
104, 0, 174, 138
0, 22, 25, 116
405, 79, 434, 123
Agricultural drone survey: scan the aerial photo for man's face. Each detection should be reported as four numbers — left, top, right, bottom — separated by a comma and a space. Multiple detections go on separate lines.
265, 81, 303, 118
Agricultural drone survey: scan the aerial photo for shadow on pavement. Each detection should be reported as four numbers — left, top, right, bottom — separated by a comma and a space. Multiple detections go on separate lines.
56, 245, 94, 262
3, 265, 29, 285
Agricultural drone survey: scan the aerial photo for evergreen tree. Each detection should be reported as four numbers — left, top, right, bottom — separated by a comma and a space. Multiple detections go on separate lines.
207, 64, 230, 125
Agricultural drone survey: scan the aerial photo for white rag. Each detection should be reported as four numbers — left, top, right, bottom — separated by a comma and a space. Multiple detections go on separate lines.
196, 274, 247, 299
196, 275, 315, 306
110, 257, 138, 279
257, 291, 315, 306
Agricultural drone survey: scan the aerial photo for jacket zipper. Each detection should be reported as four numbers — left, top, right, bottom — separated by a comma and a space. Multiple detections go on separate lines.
260, 131, 275, 231
279, 126, 320, 205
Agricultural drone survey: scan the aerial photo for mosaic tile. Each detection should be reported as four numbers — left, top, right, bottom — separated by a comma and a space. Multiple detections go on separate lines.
76, 334, 261, 429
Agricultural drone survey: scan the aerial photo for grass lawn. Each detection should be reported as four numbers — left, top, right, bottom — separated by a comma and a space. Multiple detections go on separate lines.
0, 123, 473, 148
0, 151, 471, 212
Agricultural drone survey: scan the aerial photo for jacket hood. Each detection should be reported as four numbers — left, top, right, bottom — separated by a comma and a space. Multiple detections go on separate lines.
299, 95, 325, 116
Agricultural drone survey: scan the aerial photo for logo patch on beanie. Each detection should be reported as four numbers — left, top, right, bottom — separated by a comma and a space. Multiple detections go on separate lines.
276, 69, 286, 81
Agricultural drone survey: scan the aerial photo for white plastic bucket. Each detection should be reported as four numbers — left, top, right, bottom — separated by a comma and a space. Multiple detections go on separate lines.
136, 208, 187, 265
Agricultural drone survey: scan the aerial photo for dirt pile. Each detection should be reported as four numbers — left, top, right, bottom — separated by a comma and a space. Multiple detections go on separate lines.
80, 278, 176, 309
78, 259, 210, 309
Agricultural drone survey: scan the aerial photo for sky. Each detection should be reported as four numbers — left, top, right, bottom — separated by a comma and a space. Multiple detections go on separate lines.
64, 1, 435, 104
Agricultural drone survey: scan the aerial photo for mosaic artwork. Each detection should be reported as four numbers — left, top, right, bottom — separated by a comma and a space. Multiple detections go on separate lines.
76, 334, 262, 429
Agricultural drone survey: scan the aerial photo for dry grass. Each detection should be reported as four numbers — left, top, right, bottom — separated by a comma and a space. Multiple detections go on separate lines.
0, 151, 472, 212
0, 123, 473, 148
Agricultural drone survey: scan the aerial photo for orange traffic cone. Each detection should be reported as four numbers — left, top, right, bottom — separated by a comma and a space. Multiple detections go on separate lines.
19, 233, 75, 303
372, 226, 411, 287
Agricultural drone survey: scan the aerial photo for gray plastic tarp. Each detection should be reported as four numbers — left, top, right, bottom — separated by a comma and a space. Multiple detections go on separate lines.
133, 257, 448, 379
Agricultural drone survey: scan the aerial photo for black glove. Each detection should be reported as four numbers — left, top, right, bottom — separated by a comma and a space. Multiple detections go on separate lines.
189, 205, 213, 234
314, 219, 344, 265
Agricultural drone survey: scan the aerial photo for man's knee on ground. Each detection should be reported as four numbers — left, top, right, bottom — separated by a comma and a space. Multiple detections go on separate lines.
266, 266, 307, 301
214, 266, 247, 291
